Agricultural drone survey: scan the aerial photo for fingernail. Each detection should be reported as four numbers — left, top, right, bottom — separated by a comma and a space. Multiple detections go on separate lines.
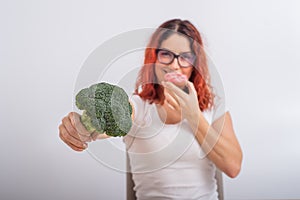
83, 143, 88, 148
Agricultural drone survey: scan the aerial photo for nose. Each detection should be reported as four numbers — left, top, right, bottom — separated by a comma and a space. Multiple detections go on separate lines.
168, 57, 180, 71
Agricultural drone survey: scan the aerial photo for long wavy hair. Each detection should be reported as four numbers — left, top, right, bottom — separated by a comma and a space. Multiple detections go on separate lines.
134, 19, 214, 111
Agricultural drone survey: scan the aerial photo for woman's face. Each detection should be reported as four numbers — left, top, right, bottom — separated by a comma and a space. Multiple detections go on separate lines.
154, 33, 194, 84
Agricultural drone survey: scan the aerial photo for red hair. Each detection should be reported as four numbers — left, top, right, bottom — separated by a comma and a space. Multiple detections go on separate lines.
134, 19, 214, 111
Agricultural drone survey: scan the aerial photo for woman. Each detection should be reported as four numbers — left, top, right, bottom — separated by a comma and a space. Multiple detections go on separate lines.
59, 19, 243, 199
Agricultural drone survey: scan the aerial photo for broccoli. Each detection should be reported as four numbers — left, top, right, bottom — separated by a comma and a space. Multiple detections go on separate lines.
75, 82, 132, 137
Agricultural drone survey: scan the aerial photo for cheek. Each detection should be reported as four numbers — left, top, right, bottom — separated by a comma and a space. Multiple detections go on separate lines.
154, 64, 160, 76
181, 68, 193, 79
154, 64, 164, 81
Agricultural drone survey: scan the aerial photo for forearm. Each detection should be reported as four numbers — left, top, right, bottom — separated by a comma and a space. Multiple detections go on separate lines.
188, 113, 242, 178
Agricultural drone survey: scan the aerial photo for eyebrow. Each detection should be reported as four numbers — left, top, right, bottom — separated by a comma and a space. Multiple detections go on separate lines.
159, 48, 193, 55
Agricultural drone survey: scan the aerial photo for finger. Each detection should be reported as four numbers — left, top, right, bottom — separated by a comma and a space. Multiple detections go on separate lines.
164, 87, 180, 104
59, 125, 87, 151
59, 123, 87, 147
68, 112, 92, 138
69, 112, 91, 136
91, 131, 99, 141
63, 138, 86, 152
62, 115, 91, 142
163, 81, 187, 100
164, 90, 180, 110
59, 127, 86, 152
186, 81, 197, 96
59, 123, 88, 150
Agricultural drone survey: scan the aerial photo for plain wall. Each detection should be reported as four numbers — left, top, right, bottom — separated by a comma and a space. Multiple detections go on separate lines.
1, 0, 300, 199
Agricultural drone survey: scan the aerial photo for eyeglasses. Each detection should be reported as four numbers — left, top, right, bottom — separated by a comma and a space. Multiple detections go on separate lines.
156, 48, 196, 68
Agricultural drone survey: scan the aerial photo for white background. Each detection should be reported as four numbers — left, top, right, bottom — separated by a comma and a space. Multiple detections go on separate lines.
1, 0, 300, 199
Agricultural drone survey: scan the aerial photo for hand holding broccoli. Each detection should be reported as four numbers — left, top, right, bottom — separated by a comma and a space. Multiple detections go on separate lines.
59, 82, 132, 151
59, 112, 94, 151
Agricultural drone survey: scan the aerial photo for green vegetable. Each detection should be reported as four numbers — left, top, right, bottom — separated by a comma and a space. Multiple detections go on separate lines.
75, 82, 132, 137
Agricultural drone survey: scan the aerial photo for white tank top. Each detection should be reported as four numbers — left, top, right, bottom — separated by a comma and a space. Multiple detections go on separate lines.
123, 94, 222, 200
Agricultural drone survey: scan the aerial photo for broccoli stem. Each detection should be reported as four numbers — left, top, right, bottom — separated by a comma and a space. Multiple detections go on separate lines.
80, 111, 97, 133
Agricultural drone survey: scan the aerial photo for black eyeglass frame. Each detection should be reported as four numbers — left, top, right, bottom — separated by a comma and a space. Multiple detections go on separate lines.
155, 48, 196, 68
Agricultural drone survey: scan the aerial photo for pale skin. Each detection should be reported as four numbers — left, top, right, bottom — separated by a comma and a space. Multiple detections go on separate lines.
58, 33, 242, 178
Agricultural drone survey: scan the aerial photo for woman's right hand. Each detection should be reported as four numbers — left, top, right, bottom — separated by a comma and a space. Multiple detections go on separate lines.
59, 112, 96, 152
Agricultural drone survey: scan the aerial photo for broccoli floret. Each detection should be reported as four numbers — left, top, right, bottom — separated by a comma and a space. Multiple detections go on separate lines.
75, 82, 132, 137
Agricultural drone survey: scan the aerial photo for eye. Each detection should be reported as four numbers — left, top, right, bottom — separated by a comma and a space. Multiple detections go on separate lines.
159, 50, 172, 58
181, 53, 196, 63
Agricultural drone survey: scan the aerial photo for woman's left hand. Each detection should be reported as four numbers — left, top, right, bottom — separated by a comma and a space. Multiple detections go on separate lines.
162, 81, 201, 122
163, 81, 243, 178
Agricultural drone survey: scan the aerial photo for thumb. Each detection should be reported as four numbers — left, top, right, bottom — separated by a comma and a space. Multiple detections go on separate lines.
186, 81, 197, 96
91, 132, 111, 141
